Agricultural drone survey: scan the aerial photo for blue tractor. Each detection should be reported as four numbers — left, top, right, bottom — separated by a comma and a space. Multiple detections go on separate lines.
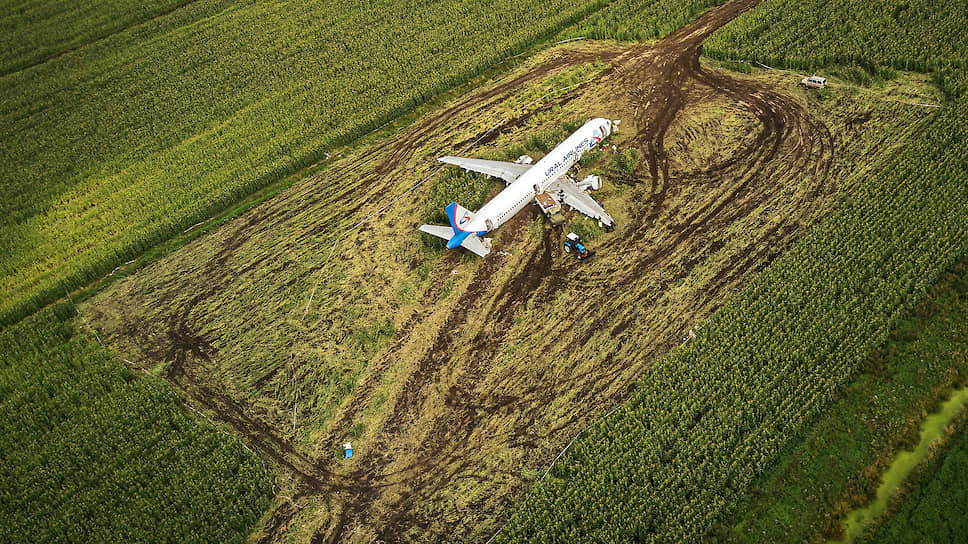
563, 232, 594, 261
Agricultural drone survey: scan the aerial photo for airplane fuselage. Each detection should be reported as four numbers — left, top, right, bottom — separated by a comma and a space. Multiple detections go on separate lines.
460, 118, 612, 235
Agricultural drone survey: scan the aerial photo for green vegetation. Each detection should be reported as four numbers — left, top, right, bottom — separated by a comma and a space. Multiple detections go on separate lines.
718, 261, 968, 542
78, 22, 948, 537
2, 0, 738, 328
611, 147, 639, 174
424, 169, 493, 226
563, 0, 725, 41
83, 34, 874, 538
871, 421, 968, 543
10, 0, 968, 540
497, 0, 968, 541
1, 0, 612, 326
525, 127, 572, 154
498, 101, 968, 542
0, 0, 186, 75
0, 304, 272, 543
78, 55, 620, 466
577, 147, 603, 167
839, 387, 968, 542
498, 61, 609, 117
566, 217, 605, 242
421, 167, 492, 251
705, 0, 968, 97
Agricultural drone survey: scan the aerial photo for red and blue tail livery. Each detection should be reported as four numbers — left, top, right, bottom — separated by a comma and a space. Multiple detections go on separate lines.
419, 118, 616, 257
419, 202, 491, 256
444, 202, 485, 249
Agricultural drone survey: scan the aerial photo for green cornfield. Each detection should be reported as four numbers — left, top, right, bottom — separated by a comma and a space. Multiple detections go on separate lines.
0, 303, 273, 543
498, 0, 968, 540
1, 0, 611, 326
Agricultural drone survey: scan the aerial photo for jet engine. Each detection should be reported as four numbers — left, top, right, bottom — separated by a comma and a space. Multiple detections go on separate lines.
576, 175, 602, 192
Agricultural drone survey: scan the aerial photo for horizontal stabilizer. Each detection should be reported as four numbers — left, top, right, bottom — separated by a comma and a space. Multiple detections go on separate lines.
418, 224, 491, 257
457, 234, 491, 257
418, 224, 455, 240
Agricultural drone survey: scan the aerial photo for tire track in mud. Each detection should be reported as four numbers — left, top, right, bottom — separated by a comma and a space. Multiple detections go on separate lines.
294, 0, 837, 541
134, 218, 347, 501
288, 54, 619, 448
124, 49, 603, 483
250, 52, 623, 544
93, 0, 842, 539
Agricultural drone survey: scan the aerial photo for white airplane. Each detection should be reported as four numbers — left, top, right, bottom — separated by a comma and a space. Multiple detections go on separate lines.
419, 118, 616, 257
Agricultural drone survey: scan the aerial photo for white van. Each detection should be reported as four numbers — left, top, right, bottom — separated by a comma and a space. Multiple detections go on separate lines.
801, 75, 827, 88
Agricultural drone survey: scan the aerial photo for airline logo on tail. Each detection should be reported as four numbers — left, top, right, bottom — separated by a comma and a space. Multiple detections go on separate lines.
416, 202, 490, 256
442, 202, 478, 250
448, 202, 479, 233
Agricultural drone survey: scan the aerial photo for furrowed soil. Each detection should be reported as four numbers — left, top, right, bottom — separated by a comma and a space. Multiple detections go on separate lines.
83, 0, 939, 541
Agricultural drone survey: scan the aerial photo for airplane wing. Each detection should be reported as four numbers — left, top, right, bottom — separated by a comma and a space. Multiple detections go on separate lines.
548, 176, 615, 228
439, 156, 531, 185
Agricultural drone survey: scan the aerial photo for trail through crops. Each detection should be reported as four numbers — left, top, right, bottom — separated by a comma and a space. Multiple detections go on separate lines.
276, 0, 826, 536
834, 385, 968, 543
84, 0, 856, 540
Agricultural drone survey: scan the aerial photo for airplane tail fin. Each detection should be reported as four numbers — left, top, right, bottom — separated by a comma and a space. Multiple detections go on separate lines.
445, 202, 476, 233
418, 202, 490, 257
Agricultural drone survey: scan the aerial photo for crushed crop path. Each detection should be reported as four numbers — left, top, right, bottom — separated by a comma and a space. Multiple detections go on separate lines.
80, 0, 940, 539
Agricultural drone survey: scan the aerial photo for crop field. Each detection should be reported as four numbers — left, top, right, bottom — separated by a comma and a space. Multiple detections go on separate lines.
716, 259, 968, 542
77, 0, 951, 539
7, 0, 968, 541
705, 0, 968, 97
498, 108, 968, 542
0, 303, 272, 543
1, 0, 613, 326
495, 0, 968, 541
0, 0, 189, 75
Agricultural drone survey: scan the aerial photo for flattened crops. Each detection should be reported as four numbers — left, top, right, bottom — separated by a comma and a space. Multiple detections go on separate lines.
0, 0, 609, 326
80, 0, 945, 540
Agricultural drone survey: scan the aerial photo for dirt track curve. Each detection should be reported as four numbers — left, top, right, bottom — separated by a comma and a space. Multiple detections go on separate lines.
264, 0, 833, 540
87, 0, 844, 540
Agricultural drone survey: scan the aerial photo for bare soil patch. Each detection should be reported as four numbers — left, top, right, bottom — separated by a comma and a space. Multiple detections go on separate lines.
83, 0, 939, 540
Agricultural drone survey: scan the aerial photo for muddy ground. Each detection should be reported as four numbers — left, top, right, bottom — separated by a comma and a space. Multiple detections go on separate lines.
84, 0, 940, 541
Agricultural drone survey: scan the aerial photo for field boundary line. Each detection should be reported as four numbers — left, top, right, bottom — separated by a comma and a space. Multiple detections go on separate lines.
485, 402, 624, 544
65, 287, 102, 346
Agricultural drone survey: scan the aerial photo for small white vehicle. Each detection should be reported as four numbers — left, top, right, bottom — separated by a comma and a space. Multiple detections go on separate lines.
801, 75, 827, 89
